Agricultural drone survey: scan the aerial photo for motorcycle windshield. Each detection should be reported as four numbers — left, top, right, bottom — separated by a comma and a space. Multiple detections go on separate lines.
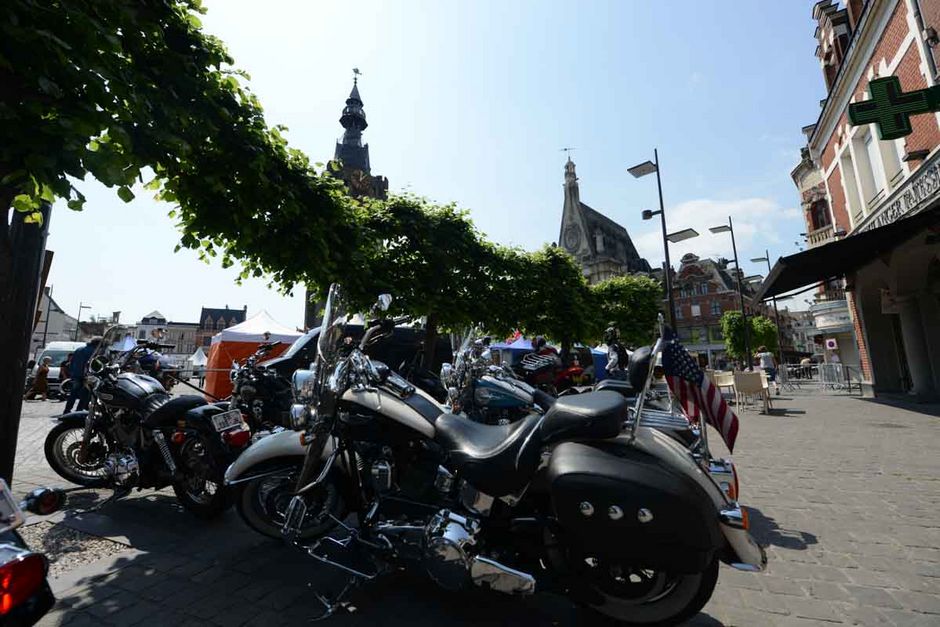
317, 283, 346, 364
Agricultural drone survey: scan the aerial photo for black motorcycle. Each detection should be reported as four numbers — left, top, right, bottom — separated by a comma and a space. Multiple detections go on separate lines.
228, 342, 293, 431
43, 327, 249, 518
226, 286, 765, 625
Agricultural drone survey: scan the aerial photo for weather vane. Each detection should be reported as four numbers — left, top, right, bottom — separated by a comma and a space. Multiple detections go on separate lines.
561, 147, 576, 160
848, 75, 940, 140
352, 67, 362, 84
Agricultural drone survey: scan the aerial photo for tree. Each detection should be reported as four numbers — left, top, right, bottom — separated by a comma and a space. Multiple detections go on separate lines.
720, 311, 778, 362
591, 275, 663, 348
1, 0, 360, 483
513, 246, 596, 356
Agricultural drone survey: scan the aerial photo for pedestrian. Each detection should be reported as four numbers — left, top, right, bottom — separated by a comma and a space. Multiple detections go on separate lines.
755, 345, 779, 395
63, 337, 101, 414
24, 356, 52, 401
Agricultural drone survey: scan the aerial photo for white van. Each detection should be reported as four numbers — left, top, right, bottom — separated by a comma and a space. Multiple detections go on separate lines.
30, 341, 86, 396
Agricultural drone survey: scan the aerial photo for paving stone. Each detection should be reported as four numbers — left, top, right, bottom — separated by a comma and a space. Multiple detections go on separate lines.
833, 603, 893, 626
844, 585, 903, 609
737, 588, 791, 615
784, 597, 844, 623
764, 576, 809, 597
879, 608, 940, 627
890, 590, 940, 614
804, 580, 852, 602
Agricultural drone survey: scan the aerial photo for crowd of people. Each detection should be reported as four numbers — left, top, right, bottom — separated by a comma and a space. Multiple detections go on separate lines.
23, 337, 102, 413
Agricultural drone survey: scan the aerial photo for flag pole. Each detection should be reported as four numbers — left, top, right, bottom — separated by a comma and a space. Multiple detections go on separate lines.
630, 315, 665, 441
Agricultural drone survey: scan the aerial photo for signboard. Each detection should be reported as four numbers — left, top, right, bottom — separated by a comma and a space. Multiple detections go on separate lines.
825, 338, 838, 350
855, 149, 940, 233
848, 76, 940, 140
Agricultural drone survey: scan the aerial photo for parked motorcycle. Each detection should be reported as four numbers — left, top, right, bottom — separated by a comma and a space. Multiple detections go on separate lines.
228, 341, 293, 431
226, 285, 765, 625
0, 481, 67, 626
43, 326, 249, 518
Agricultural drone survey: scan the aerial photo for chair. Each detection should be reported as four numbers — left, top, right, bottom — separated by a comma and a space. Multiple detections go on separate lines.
758, 370, 774, 411
733, 372, 769, 413
714, 372, 736, 397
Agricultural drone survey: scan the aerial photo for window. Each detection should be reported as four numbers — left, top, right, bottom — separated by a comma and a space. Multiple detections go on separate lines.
700, 283, 709, 294
138, 330, 145, 339
839, 152, 864, 226
676, 306, 684, 320
690, 328, 699, 343
691, 304, 701, 318
810, 200, 831, 231
711, 301, 721, 316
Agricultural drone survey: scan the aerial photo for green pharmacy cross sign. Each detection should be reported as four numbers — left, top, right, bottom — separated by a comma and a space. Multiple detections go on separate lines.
849, 76, 940, 140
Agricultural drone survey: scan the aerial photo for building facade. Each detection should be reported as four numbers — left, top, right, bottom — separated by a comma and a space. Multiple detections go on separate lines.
135, 310, 200, 355
558, 158, 651, 284
780, 0, 940, 397
196, 306, 247, 348
304, 76, 389, 329
29, 287, 79, 357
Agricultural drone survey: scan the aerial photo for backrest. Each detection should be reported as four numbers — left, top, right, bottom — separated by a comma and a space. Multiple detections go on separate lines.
715, 373, 735, 387
733, 372, 764, 394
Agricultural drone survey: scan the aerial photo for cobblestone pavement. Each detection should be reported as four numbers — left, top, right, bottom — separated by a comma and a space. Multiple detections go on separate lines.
10, 390, 940, 626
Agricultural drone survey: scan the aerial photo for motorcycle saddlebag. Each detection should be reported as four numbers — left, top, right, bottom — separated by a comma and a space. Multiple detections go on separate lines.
547, 442, 721, 573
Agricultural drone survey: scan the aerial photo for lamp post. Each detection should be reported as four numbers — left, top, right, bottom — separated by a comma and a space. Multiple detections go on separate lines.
751, 250, 785, 368
74, 302, 91, 341
630, 149, 689, 328
709, 217, 751, 369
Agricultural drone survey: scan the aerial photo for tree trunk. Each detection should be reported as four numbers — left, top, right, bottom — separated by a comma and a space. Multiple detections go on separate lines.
0, 200, 51, 485
421, 312, 439, 371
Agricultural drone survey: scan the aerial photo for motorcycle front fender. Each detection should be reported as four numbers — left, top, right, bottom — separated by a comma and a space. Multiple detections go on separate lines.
50, 411, 89, 428
223, 429, 333, 485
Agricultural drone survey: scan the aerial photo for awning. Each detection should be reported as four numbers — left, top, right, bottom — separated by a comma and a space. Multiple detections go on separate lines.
754, 206, 940, 302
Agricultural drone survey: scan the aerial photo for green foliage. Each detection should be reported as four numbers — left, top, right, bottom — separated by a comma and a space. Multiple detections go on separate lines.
591, 275, 663, 348
1, 0, 359, 284
512, 246, 596, 348
720, 311, 778, 359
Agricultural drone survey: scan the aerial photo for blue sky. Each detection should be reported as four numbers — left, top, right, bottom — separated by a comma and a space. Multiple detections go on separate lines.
45, 0, 825, 328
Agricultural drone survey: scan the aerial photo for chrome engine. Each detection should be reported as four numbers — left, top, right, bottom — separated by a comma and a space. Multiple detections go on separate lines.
423, 510, 535, 595
104, 450, 140, 487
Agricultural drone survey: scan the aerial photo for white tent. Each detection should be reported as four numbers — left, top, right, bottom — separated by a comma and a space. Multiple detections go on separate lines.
188, 346, 208, 366
209, 310, 301, 345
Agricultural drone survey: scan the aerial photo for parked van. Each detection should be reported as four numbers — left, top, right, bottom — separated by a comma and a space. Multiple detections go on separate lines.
30, 341, 86, 397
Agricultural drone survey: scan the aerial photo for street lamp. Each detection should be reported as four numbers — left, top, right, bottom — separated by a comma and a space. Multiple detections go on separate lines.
631, 149, 678, 328
751, 250, 785, 368
709, 217, 752, 369
667, 228, 699, 243
74, 302, 91, 341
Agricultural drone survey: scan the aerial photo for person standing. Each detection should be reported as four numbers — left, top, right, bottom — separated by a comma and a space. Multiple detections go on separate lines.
755, 346, 779, 395
24, 356, 52, 401
63, 337, 101, 413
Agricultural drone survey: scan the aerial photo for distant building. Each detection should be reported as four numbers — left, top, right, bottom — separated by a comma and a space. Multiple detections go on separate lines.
558, 158, 651, 284
29, 287, 79, 357
135, 310, 200, 355
780, 308, 818, 356
196, 306, 247, 347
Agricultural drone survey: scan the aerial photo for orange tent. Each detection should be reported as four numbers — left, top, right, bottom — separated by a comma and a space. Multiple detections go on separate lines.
203, 311, 301, 400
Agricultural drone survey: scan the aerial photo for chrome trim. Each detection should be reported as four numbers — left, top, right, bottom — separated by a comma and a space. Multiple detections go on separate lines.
719, 505, 747, 529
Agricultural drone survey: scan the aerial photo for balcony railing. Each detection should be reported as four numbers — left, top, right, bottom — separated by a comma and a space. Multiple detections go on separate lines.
806, 224, 834, 248
817, 288, 846, 302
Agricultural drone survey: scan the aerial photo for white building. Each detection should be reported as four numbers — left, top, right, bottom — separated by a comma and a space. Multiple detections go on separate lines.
30, 287, 79, 358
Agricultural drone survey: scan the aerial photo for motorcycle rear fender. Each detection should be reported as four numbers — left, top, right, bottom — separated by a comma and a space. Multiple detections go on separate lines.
223, 429, 334, 485
597, 428, 766, 572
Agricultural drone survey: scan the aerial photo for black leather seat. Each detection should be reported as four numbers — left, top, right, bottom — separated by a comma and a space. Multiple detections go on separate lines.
594, 378, 635, 399
540, 391, 626, 444
142, 395, 208, 429
434, 413, 543, 497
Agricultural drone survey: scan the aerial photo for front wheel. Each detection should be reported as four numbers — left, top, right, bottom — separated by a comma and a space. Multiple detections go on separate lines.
235, 461, 345, 541
575, 558, 719, 626
44, 421, 110, 487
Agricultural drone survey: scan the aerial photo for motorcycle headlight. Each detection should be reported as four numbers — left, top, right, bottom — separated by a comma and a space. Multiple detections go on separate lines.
292, 368, 317, 401
289, 403, 311, 430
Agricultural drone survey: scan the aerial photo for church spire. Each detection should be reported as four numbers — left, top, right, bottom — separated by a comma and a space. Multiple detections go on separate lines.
334, 68, 371, 173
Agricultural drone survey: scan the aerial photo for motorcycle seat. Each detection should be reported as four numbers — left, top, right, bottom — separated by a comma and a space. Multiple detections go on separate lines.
593, 378, 636, 398
434, 413, 543, 497
539, 391, 626, 444
142, 395, 207, 429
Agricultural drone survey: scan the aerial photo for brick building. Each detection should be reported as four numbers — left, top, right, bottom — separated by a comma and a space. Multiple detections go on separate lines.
196, 306, 247, 348
759, 0, 940, 398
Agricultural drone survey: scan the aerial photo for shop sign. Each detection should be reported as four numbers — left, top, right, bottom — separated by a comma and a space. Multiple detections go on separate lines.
856, 150, 940, 233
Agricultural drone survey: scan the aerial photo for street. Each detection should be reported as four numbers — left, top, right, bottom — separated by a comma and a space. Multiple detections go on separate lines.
11, 391, 940, 626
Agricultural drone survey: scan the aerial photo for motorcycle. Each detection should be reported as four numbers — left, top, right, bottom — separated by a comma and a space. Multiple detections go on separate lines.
226, 285, 765, 625
43, 326, 250, 518
228, 341, 294, 431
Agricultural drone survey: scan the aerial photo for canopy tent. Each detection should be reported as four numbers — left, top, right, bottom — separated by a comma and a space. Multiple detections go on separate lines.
204, 311, 301, 399
188, 347, 208, 367
490, 336, 534, 352
753, 205, 940, 302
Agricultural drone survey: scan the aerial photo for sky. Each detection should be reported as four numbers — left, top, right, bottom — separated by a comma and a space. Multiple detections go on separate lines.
44, 0, 827, 328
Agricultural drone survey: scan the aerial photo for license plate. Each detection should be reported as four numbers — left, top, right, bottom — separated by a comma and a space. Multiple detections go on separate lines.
211, 409, 244, 432
0, 479, 24, 534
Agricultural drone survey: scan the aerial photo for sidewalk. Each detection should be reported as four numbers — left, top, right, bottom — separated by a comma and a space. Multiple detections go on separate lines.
12, 392, 940, 626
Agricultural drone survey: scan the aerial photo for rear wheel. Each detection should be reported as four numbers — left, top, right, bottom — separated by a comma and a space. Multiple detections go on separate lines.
171, 434, 230, 519
574, 557, 719, 626
44, 422, 110, 487
235, 462, 345, 541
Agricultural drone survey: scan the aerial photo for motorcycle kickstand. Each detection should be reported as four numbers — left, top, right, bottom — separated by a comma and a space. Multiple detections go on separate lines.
67, 486, 131, 516
308, 576, 359, 622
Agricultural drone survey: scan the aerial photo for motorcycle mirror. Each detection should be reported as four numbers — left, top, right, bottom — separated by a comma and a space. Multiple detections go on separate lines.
23, 487, 67, 516
376, 293, 393, 312
88, 356, 108, 375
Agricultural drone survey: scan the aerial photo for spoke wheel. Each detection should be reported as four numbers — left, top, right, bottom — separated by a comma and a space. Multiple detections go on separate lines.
44, 423, 110, 487
171, 435, 230, 518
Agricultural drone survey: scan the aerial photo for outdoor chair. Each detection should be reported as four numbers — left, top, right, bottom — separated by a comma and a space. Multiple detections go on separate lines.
733, 371, 770, 414
714, 372, 735, 397
758, 370, 775, 411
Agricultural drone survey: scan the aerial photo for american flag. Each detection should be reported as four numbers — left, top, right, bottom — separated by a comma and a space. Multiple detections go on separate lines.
661, 326, 740, 452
